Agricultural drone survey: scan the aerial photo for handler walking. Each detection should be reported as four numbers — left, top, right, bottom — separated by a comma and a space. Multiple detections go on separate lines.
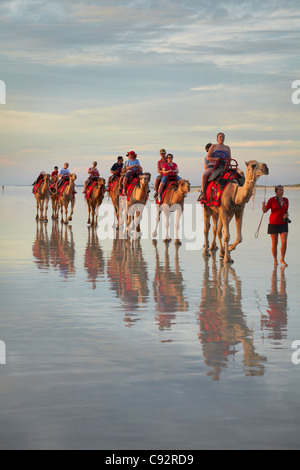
263, 185, 290, 266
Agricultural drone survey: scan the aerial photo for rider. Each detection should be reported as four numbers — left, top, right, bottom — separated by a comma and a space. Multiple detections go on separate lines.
83, 162, 100, 193
51, 166, 59, 177
157, 154, 182, 203
57, 162, 71, 189
153, 149, 168, 199
108, 156, 124, 186
199, 133, 231, 201
121, 151, 142, 196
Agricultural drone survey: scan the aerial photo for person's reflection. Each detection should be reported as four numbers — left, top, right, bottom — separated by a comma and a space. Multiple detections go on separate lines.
32, 221, 50, 270
107, 236, 149, 326
261, 266, 288, 341
198, 255, 266, 381
84, 226, 105, 289
49, 221, 75, 279
153, 241, 189, 335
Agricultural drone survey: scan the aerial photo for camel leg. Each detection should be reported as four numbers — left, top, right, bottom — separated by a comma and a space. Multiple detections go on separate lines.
68, 199, 74, 222
94, 203, 99, 227
203, 207, 211, 257
174, 207, 182, 245
64, 203, 69, 224
217, 219, 224, 258
229, 212, 243, 252
164, 208, 171, 243
152, 205, 161, 239
40, 199, 45, 222
43, 198, 49, 223
35, 199, 40, 221
87, 201, 91, 225
210, 212, 219, 251
60, 202, 64, 224
220, 210, 233, 263
114, 204, 120, 230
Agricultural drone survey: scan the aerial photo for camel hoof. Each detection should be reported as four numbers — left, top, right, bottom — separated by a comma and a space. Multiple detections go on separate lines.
64, 220, 69, 225
152, 240, 157, 247
174, 239, 182, 246
164, 238, 172, 243
43, 219, 48, 223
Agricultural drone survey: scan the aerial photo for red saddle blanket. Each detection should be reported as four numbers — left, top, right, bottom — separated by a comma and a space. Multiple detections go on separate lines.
85, 180, 98, 199
57, 180, 76, 199
32, 179, 44, 194
107, 177, 120, 194
124, 177, 140, 201
156, 180, 179, 205
201, 170, 240, 207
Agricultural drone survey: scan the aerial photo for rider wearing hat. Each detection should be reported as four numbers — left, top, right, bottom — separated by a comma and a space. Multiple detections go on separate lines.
122, 151, 142, 195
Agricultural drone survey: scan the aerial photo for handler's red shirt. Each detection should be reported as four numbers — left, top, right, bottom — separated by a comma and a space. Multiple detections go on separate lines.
265, 197, 289, 225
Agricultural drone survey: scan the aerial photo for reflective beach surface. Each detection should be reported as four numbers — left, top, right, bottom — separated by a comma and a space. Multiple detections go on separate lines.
0, 186, 300, 449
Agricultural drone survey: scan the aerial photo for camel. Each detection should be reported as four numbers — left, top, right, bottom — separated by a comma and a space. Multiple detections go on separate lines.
198, 255, 266, 381
107, 236, 149, 323
49, 174, 59, 220
34, 172, 50, 223
153, 241, 189, 320
57, 173, 77, 225
124, 172, 151, 238
86, 177, 106, 227
84, 226, 105, 289
152, 179, 191, 245
108, 177, 122, 230
203, 160, 269, 262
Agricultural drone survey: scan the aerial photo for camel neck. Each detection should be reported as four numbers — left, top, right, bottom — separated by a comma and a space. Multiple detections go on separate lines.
235, 175, 256, 205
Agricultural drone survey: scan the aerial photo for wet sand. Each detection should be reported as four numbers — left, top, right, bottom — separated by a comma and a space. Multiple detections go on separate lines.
0, 187, 299, 449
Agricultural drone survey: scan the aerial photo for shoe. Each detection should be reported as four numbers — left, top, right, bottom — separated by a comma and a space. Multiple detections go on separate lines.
153, 191, 158, 198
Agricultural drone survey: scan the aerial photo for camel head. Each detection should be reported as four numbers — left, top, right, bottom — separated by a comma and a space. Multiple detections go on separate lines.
245, 160, 269, 181
69, 173, 77, 182
178, 179, 191, 195
139, 173, 151, 186
98, 177, 106, 187
43, 173, 50, 182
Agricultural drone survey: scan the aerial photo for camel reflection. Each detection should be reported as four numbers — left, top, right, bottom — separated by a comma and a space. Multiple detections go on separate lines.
153, 241, 189, 335
32, 221, 75, 279
84, 227, 105, 289
261, 267, 288, 341
107, 237, 149, 326
32, 221, 50, 270
198, 255, 266, 381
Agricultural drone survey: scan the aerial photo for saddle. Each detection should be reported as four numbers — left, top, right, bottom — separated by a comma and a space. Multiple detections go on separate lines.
156, 175, 179, 205
201, 159, 244, 208
85, 180, 99, 199
123, 175, 140, 201
32, 172, 45, 193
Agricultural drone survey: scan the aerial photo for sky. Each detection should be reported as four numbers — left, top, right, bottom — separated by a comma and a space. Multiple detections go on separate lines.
0, 0, 299, 186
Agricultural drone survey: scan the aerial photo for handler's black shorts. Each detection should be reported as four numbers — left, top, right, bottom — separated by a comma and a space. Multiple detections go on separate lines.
268, 223, 288, 235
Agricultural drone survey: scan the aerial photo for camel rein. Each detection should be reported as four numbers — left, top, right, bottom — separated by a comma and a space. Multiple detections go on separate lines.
254, 178, 267, 239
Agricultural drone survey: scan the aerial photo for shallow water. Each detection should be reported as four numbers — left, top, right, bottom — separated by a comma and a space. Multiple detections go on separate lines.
0, 186, 300, 450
